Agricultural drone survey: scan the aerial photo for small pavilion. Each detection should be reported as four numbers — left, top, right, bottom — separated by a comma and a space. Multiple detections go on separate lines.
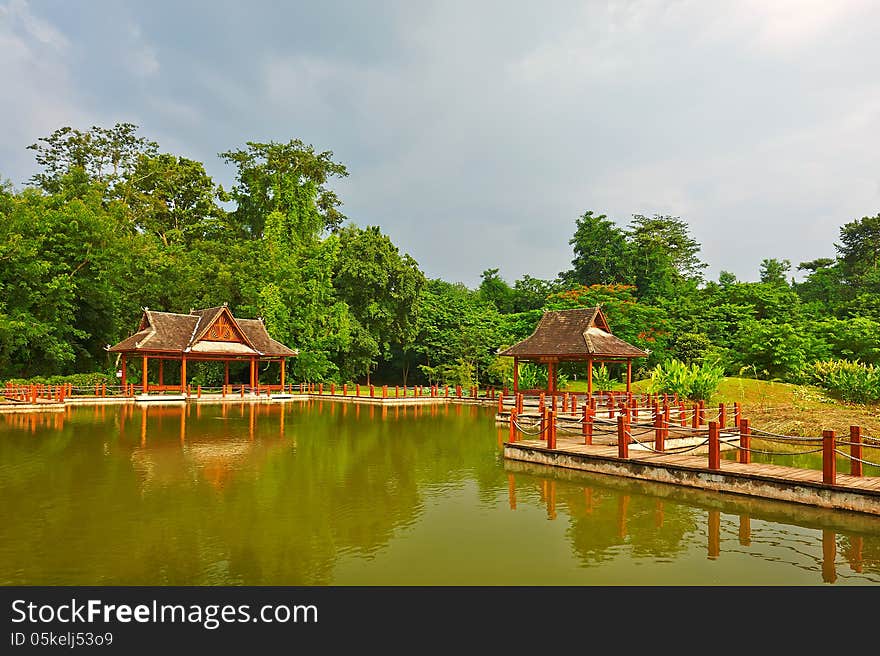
107, 305, 297, 394
499, 307, 648, 395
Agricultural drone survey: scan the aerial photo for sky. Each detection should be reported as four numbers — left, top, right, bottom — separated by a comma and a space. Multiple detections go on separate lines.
2, 0, 879, 287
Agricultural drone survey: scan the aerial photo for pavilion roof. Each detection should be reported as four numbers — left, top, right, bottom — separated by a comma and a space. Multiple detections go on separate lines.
107, 305, 297, 358
499, 307, 648, 359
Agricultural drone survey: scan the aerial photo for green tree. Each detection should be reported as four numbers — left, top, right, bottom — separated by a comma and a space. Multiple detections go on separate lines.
627, 214, 706, 299
478, 268, 515, 313
562, 210, 630, 286
759, 258, 791, 285
27, 123, 158, 198
220, 139, 348, 240
128, 154, 227, 245
837, 213, 880, 286
333, 225, 425, 382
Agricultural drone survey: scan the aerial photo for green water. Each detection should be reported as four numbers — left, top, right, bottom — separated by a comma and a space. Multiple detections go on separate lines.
1, 401, 879, 585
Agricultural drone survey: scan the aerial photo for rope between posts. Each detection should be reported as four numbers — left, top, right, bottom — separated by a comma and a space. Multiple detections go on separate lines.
725, 442, 826, 456
834, 440, 880, 450
750, 428, 824, 442
833, 449, 880, 468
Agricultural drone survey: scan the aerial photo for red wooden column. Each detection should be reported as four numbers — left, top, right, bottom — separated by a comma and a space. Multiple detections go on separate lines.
626, 360, 632, 393
249, 357, 256, 390
181, 356, 187, 394
513, 357, 519, 394
822, 430, 836, 485
548, 361, 556, 394
224, 361, 230, 387
121, 355, 127, 389
587, 357, 593, 396
280, 358, 286, 391
850, 425, 863, 477
142, 354, 149, 394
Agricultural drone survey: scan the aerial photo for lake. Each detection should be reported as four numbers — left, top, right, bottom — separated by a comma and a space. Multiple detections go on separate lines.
1, 400, 878, 585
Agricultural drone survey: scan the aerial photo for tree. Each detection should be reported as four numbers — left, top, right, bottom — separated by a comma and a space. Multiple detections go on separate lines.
28, 123, 158, 197
128, 154, 227, 245
220, 139, 348, 240
627, 214, 706, 299
511, 275, 561, 312
562, 210, 630, 286
478, 268, 515, 313
837, 214, 880, 286
759, 258, 791, 285
333, 225, 425, 382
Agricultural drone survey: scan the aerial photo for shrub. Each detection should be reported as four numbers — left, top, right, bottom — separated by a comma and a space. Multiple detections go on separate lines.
800, 359, 880, 404
591, 364, 614, 391
3, 372, 115, 388
649, 359, 724, 401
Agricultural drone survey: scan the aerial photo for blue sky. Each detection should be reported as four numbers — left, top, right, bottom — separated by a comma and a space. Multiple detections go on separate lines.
2, 0, 878, 286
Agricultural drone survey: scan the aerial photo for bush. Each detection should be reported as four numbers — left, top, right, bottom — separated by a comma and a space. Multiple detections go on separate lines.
592, 364, 614, 391
800, 359, 880, 404
3, 372, 115, 388
649, 359, 724, 401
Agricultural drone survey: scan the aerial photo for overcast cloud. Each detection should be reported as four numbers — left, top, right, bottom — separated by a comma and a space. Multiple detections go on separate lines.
2, 0, 879, 286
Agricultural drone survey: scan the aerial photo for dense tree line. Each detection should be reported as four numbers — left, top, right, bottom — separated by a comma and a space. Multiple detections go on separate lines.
2, 124, 879, 389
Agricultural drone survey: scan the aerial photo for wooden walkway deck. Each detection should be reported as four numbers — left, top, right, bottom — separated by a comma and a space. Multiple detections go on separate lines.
505, 435, 880, 515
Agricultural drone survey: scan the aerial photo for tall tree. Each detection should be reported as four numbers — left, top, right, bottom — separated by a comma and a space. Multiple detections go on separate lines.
478, 268, 515, 313
759, 258, 791, 285
220, 140, 348, 240
627, 214, 706, 299
128, 154, 227, 245
27, 123, 158, 197
333, 225, 425, 382
562, 210, 630, 286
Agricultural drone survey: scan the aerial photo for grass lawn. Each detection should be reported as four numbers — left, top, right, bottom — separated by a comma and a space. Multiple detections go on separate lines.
563, 376, 880, 437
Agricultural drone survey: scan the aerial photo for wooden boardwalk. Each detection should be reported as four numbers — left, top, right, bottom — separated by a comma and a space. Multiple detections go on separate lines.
505, 435, 880, 515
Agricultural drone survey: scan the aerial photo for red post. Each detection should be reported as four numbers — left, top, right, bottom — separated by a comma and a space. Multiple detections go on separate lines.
356, 384, 361, 397
319, 383, 324, 395
733, 402, 741, 428
445, 385, 449, 398
343, 383, 348, 396
509, 409, 517, 443
498, 394, 504, 413
692, 403, 699, 429
850, 426, 863, 477
654, 405, 664, 452
719, 403, 726, 429
547, 409, 556, 449
584, 405, 593, 445
370, 384, 375, 398
708, 421, 720, 470
331, 383, 336, 396
822, 430, 836, 485
241, 385, 245, 398
617, 414, 629, 458
197, 385, 202, 399
395, 385, 400, 398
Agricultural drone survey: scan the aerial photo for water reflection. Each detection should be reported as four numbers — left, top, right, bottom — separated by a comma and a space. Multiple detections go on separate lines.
504, 460, 880, 584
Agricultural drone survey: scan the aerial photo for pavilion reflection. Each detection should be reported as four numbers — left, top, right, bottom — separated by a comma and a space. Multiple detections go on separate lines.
128, 402, 288, 492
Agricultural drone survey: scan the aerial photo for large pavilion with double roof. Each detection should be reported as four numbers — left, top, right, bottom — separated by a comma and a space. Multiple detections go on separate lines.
499, 306, 648, 395
107, 305, 297, 394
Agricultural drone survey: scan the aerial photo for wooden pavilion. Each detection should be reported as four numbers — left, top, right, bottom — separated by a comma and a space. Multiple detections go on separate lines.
107, 305, 297, 394
499, 307, 647, 395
